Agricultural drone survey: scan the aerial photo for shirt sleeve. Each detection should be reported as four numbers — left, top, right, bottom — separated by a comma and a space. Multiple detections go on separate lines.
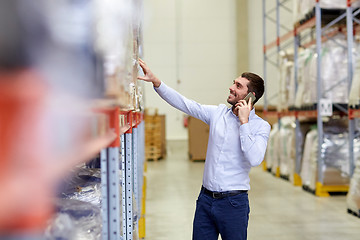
239, 120, 271, 167
154, 82, 217, 125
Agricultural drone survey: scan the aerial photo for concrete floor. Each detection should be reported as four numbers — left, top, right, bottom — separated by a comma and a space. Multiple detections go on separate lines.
145, 140, 360, 240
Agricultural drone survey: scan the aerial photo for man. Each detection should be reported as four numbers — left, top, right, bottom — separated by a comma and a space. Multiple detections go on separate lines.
138, 58, 270, 240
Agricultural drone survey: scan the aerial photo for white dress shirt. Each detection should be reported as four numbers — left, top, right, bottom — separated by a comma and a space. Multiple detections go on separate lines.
155, 82, 271, 191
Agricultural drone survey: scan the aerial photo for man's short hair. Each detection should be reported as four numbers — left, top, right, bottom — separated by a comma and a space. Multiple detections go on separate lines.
241, 72, 264, 105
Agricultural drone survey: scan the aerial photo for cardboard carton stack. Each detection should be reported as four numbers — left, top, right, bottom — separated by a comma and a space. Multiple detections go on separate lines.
144, 109, 166, 161
188, 116, 209, 161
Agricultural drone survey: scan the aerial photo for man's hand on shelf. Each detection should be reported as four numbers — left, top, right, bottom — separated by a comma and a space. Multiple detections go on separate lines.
137, 58, 161, 88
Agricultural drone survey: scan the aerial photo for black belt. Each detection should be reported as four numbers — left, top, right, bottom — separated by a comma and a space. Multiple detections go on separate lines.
202, 186, 247, 199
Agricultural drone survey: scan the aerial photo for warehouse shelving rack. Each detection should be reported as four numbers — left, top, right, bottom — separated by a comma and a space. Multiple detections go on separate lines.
263, 0, 359, 196
101, 109, 146, 240
262, 0, 297, 179
0, 0, 146, 238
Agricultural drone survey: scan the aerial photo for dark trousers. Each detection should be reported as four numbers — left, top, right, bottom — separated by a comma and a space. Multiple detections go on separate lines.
192, 188, 250, 240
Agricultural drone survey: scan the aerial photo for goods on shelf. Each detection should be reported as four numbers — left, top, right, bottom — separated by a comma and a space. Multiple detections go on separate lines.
301, 120, 360, 191
145, 109, 166, 160
349, 44, 360, 107
0, 0, 145, 238
294, 34, 351, 108
265, 123, 280, 171
293, 0, 360, 24
278, 118, 296, 180
278, 51, 295, 111
49, 167, 124, 238
58, 168, 103, 208
45, 199, 102, 240
300, 127, 318, 187
294, 48, 313, 108
95, 0, 142, 111
347, 155, 360, 216
266, 118, 301, 183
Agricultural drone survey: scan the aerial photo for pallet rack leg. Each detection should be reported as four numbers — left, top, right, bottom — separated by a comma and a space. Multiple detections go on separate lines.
121, 134, 126, 239
101, 149, 108, 239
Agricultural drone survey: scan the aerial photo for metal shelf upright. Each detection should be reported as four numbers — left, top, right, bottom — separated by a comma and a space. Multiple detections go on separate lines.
263, 0, 296, 178
100, 109, 145, 240
99, 107, 122, 240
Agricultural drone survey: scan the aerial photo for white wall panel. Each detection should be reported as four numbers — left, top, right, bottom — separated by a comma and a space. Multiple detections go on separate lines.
143, 0, 237, 140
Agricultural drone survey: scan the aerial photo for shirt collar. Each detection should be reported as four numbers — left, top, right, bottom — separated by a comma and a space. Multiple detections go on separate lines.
229, 107, 255, 121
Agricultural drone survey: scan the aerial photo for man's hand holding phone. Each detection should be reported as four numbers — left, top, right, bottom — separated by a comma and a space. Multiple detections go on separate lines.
235, 92, 255, 124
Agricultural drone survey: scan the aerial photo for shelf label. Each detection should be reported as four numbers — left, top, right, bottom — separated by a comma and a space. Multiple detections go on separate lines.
320, 98, 333, 116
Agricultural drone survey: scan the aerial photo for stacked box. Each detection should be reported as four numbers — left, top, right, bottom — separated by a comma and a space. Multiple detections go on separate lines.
188, 116, 209, 161
145, 113, 166, 160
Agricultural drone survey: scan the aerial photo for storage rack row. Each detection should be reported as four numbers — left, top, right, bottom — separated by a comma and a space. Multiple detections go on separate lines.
262, 0, 360, 197
99, 109, 146, 240
0, 0, 147, 238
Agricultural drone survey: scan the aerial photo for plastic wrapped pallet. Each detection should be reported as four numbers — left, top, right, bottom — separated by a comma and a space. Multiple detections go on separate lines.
293, 0, 360, 24
320, 0, 360, 9
278, 118, 296, 179
58, 168, 103, 208
44, 199, 102, 240
295, 48, 314, 108
296, 34, 350, 107
349, 43, 360, 107
347, 156, 360, 215
300, 128, 318, 187
293, 0, 315, 24
320, 35, 348, 104
266, 123, 280, 170
302, 120, 360, 191
278, 51, 294, 111
271, 124, 281, 175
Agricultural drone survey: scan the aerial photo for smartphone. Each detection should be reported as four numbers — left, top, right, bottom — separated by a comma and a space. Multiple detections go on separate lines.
243, 92, 256, 104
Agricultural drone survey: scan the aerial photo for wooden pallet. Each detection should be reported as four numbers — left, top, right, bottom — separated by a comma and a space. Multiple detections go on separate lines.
144, 111, 166, 161
145, 146, 162, 161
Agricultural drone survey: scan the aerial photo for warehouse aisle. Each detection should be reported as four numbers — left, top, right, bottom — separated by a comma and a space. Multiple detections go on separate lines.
145, 140, 360, 240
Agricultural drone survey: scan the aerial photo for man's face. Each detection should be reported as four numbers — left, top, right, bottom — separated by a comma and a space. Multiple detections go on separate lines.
227, 77, 250, 106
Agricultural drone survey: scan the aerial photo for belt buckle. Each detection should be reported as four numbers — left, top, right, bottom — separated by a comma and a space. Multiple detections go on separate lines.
212, 192, 221, 199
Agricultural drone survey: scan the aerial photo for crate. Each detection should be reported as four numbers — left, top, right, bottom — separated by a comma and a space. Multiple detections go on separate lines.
144, 110, 166, 161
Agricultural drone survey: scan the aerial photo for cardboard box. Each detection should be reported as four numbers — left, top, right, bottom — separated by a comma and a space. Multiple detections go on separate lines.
188, 116, 209, 161
145, 113, 166, 160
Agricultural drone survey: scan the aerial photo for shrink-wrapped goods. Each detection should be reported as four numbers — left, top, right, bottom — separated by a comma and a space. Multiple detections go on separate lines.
293, 0, 316, 24
94, 0, 142, 110
349, 44, 360, 107
293, 0, 360, 24
301, 120, 360, 191
300, 128, 318, 187
59, 168, 104, 208
320, 0, 360, 9
295, 34, 352, 108
319, 35, 349, 104
45, 199, 102, 240
265, 123, 280, 170
347, 157, 360, 214
278, 51, 294, 111
278, 118, 296, 179
271, 124, 281, 175
295, 49, 314, 108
